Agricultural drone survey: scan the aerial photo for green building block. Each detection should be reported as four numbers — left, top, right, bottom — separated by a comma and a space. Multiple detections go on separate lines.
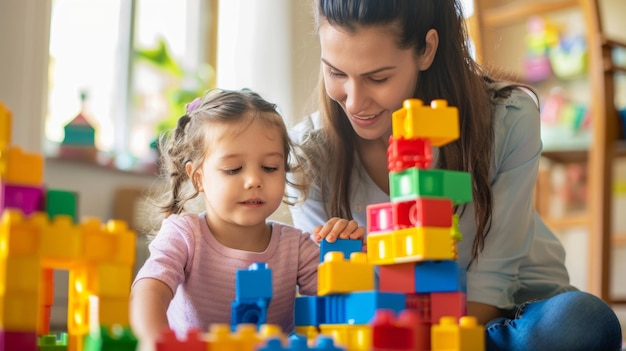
38, 333, 68, 351
84, 325, 137, 351
46, 189, 78, 222
389, 168, 472, 205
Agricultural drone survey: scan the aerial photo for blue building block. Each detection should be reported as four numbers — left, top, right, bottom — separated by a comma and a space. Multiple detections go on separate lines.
414, 260, 460, 293
236, 262, 272, 301
259, 335, 344, 351
319, 238, 362, 262
344, 291, 406, 324
295, 296, 325, 326
231, 299, 269, 327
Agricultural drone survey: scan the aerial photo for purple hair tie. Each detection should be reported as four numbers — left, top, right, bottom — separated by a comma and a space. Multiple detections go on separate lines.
185, 97, 202, 114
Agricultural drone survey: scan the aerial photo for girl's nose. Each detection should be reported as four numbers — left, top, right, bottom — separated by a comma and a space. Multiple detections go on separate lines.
245, 172, 262, 189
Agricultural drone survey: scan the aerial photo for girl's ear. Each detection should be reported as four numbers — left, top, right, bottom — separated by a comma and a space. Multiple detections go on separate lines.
185, 162, 204, 192
418, 29, 439, 71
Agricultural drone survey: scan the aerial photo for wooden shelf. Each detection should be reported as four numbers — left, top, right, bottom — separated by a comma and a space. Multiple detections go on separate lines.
482, 0, 579, 27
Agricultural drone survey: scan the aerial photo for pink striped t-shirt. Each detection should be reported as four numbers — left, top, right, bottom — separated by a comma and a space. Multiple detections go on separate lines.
132, 212, 319, 335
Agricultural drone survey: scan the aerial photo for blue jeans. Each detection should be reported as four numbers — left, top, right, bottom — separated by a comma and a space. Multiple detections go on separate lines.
486, 291, 622, 351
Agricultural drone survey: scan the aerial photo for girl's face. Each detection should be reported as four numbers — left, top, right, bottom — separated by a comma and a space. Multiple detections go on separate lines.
319, 22, 433, 142
194, 117, 286, 231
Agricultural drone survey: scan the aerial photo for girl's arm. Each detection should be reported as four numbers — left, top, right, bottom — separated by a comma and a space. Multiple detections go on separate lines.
129, 278, 174, 344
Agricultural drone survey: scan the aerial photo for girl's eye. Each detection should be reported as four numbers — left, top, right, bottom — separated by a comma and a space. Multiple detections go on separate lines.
223, 167, 242, 175
262, 166, 279, 172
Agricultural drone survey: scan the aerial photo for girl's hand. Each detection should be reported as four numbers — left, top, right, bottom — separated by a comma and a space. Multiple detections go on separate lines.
312, 217, 366, 243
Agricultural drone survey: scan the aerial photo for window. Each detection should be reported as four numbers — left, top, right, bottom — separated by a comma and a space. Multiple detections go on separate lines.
46, 0, 216, 171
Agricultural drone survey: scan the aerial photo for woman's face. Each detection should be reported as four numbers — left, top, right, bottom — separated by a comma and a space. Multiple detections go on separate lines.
319, 22, 422, 142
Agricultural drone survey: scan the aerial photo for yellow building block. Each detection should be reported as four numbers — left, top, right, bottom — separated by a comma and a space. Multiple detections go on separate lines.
432, 316, 485, 351
0, 291, 40, 330
0, 210, 44, 258
392, 227, 455, 263
295, 325, 320, 343
0, 256, 41, 295
319, 323, 371, 351
98, 296, 130, 326
392, 99, 459, 147
89, 263, 132, 298
367, 227, 455, 265
1, 146, 44, 185
80, 217, 136, 265
366, 231, 395, 265
41, 215, 82, 267
318, 252, 374, 296
0, 101, 12, 151
208, 324, 244, 350
68, 266, 90, 335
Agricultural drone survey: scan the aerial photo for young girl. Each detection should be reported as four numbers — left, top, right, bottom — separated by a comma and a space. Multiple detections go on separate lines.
129, 88, 364, 344
287, 1, 622, 350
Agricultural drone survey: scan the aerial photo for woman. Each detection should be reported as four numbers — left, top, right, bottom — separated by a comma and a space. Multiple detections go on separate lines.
287, 1, 622, 350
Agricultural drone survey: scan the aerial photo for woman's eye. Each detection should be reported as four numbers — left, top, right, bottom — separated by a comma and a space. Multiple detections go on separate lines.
328, 70, 345, 78
370, 77, 388, 83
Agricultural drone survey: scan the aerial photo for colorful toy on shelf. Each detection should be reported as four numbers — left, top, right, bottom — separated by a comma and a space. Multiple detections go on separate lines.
293, 98, 485, 351
59, 90, 98, 162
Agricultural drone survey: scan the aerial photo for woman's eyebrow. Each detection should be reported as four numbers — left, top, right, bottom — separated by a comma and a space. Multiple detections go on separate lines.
321, 58, 396, 76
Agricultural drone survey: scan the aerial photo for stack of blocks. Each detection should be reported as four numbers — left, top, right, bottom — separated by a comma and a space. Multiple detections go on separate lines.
293, 99, 485, 351
0, 101, 138, 351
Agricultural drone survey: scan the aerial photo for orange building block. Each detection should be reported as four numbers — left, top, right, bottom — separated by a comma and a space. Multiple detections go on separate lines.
1, 146, 44, 186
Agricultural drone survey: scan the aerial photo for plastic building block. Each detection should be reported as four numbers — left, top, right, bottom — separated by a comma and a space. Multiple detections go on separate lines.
414, 261, 460, 293
206, 324, 243, 351
319, 324, 371, 351
393, 198, 453, 229
38, 333, 68, 351
318, 252, 374, 296
0, 102, 12, 150
319, 238, 362, 263
84, 325, 137, 351
378, 263, 416, 293
389, 168, 472, 205
156, 328, 207, 351
366, 227, 455, 265
405, 293, 431, 323
259, 335, 344, 351
0, 329, 37, 351
45, 189, 78, 222
366, 202, 394, 234
294, 326, 320, 342
236, 262, 273, 301
391, 99, 459, 147
0, 182, 45, 215
344, 291, 406, 324
371, 309, 430, 351
1, 146, 44, 186
295, 296, 325, 326
232, 299, 269, 327
387, 136, 433, 172
431, 292, 467, 324
431, 316, 484, 351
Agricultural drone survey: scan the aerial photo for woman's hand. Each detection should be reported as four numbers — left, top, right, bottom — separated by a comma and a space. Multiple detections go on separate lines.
312, 217, 365, 243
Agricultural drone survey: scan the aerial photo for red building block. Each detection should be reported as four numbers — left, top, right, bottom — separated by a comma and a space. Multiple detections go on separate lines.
366, 202, 394, 234
0, 329, 38, 351
431, 292, 466, 323
393, 198, 453, 229
371, 309, 430, 351
156, 328, 207, 351
387, 136, 432, 172
405, 293, 431, 324
378, 263, 415, 293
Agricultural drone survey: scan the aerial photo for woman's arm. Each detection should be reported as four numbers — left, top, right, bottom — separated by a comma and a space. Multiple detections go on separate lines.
129, 278, 173, 343
467, 301, 502, 325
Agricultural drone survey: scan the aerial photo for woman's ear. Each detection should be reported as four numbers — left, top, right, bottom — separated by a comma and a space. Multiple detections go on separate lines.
418, 29, 439, 71
185, 162, 203, 192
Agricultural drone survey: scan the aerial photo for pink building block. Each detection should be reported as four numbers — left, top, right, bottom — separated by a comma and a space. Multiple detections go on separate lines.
0, 183, 45, 215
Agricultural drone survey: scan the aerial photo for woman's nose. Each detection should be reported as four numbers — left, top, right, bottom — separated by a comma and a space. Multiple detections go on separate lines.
345, 81, 368, 114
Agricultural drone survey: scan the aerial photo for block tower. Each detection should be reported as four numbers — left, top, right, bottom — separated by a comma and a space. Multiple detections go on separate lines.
294, 99, 485, 351
0, 101, 138, 351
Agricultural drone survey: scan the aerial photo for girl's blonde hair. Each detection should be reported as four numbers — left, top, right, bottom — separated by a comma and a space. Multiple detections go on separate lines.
155, 88, 308, 218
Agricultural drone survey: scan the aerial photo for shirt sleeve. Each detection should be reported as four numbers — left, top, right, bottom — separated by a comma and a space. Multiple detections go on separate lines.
132, 215, 196, 295
296, 231, 320, 296
465, 91, 543, 309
